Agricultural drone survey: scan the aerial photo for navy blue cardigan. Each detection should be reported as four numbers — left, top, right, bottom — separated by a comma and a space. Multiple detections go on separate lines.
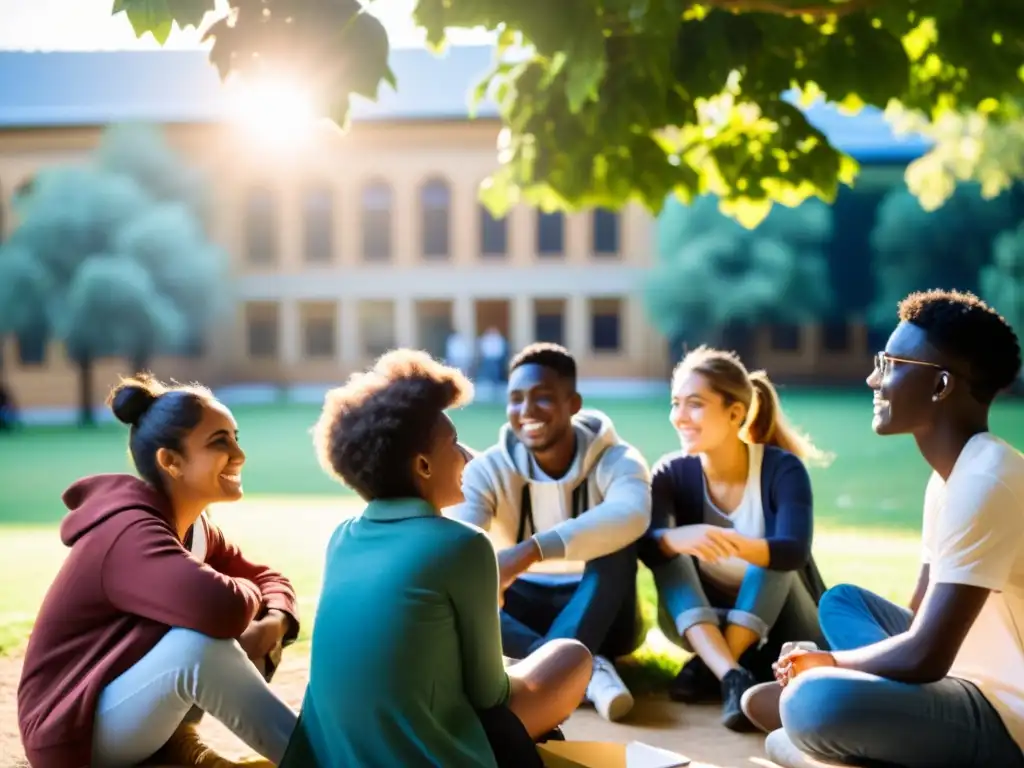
638, 445, 826, 601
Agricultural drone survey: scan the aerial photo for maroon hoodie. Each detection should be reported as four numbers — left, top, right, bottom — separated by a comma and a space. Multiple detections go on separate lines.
17, 474, 300, 768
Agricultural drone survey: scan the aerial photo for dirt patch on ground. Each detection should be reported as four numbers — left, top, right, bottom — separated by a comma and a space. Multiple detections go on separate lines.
0, 650, 772, 768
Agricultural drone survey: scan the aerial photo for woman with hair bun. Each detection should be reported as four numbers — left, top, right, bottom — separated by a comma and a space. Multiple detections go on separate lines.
638, 347, 831, 732
17, 374, 299, 768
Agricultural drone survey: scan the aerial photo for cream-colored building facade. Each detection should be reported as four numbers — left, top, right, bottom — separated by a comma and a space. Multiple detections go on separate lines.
0, 47, 872, 411
0, 116, 672, 410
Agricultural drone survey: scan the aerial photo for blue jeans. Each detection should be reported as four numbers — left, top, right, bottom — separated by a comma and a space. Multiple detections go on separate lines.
652, 554, 812, 651
500, 544, 644, 660
781, 584, 1024, 768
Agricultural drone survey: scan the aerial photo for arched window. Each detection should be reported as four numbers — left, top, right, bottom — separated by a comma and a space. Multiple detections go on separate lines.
420, 177, 451, 259
303, 183, 334, 263
361, 180, 392, 262
244, 185, 278, 265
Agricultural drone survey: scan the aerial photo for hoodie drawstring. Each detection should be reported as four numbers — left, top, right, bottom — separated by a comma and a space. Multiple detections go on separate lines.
516, 481, 589, 543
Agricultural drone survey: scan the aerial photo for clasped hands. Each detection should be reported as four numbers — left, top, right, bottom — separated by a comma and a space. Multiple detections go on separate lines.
656, 524, 747, 564
239, 608, 290, 663
772, 648, 838, 688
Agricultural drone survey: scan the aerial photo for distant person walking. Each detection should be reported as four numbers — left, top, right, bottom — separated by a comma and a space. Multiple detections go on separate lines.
478, 326, 508, 401
446, 330, 474, 376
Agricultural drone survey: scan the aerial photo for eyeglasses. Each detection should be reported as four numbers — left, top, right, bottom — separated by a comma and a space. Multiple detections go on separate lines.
874, 351, 945, 378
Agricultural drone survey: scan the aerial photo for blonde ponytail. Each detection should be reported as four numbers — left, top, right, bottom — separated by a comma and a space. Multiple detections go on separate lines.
743, 370, 832, 467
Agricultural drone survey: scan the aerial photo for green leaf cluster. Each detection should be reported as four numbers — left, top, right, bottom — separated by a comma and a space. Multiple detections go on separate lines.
116, 0, 1024, 226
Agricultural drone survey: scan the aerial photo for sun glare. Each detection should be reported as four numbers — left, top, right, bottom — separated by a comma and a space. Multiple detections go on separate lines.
226, 76, 317, 148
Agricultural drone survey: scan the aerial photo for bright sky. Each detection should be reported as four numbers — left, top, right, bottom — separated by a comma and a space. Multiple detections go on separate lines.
0, 0, 493, 50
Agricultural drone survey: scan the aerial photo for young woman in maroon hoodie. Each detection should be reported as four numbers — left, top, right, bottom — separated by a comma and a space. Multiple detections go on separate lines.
17, 375, 300, 768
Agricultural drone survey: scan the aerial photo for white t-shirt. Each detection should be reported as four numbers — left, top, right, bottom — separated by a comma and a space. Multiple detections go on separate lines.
699, 443, 767, 588
922, 432, 1024, 750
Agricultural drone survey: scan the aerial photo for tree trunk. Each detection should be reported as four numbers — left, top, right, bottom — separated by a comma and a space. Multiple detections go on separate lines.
78, 356, 95, 427
131, 354, 149, 376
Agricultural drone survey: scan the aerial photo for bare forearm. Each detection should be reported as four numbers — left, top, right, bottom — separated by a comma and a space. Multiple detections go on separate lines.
909, 565, 930, 617
735, 535, 771, 568
833, 635, 940, 683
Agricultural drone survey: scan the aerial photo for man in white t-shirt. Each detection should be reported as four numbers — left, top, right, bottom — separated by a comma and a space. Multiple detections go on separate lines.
769, 289, 1024, 768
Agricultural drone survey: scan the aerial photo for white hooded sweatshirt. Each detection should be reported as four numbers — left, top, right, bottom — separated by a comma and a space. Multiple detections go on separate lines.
448, 409, 651, 579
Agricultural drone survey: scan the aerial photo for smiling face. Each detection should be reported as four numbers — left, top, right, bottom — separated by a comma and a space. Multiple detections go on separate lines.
670, 370, 746, 456
868, 321, 950, 436
414, 413, 470, 510
506, 363, 581, 453
158, 401, 246, 506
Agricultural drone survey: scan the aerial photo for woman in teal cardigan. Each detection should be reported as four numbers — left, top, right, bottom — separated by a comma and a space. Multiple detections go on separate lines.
281, 350, 592, 768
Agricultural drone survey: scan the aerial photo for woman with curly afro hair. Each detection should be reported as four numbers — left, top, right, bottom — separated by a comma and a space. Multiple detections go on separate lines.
279, 349, 592, 768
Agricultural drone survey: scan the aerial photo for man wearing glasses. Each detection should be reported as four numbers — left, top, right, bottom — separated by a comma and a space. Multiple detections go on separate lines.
763, 289, 1024, 767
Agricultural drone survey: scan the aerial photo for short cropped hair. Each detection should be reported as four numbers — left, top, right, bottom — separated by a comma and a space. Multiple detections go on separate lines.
899, 289, 1022, 404
313, 349, 473, 500
509, 342, 577, 388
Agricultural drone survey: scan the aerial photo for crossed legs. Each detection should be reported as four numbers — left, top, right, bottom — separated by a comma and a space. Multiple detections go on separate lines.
778, 584, 1024, 768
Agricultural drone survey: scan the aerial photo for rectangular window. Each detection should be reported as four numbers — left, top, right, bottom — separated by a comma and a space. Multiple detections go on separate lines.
537, 211, 564, 256
358, 300, 396, 358
301, 303, 337, 359
589, 297, 622, 352
245, 302, 279, 358
592, 208, 619, 256
771, 324, 802, 352
480, 206, 508, 258
533, 299, 566, 346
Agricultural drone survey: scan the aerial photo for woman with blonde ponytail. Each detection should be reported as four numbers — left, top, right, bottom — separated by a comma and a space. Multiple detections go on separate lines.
637, 347, 831, 732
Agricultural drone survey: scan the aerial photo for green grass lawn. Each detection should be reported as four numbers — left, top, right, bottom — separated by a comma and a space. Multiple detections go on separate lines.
2, 390, 1023, 665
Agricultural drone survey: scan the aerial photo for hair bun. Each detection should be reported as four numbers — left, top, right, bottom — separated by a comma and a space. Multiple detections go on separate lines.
110, 381, 159, 426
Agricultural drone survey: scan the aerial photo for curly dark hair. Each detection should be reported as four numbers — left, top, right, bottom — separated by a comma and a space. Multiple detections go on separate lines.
313, 349, 474, 500
509, 342, 577, 387
899, 288, 1022, 404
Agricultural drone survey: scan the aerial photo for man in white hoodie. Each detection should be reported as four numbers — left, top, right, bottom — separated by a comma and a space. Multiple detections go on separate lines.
448, 343, 652, 722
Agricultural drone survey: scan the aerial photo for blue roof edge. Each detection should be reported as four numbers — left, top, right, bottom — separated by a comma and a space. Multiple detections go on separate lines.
0, 46, 932, 161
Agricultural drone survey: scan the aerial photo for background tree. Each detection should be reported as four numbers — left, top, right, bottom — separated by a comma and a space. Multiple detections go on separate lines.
867, 183, 1017, 329
645, 195, 833, 359
981, 223, 1024, 385
118, 1, 1024, 225
96, 123, 210, 224
0, 127, 226, 425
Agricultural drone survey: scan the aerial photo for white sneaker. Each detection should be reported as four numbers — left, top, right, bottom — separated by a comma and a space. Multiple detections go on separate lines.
585, 655, 634, 722
765, 729, 847, 768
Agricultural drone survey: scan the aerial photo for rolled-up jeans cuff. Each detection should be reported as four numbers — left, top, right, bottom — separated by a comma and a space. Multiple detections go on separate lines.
726, 608, 770, 646
675, 606, 720, 639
